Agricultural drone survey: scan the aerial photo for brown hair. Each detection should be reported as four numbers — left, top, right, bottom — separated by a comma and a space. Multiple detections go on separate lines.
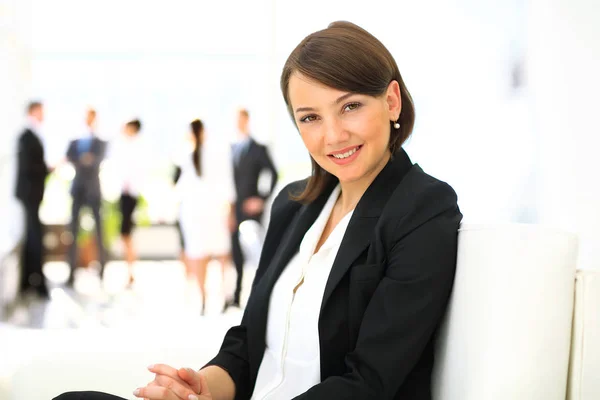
239, 108, 249, 118
27, 101, 43, 114
190, 119, 204, 176
126, 119, 142, 133
280, 21, 415, 203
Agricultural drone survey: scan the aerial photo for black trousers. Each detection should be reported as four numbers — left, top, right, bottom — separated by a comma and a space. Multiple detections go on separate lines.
19, 200, 48, 296
68, 195, 106, 281
54, 391, 126, 400
231, 227, 244, 305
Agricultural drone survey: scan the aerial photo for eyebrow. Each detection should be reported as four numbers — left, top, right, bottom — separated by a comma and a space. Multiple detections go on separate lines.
294, 92, 356, 114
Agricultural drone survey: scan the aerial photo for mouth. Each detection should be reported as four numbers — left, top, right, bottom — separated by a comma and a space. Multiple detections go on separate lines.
327, 145, 363, 165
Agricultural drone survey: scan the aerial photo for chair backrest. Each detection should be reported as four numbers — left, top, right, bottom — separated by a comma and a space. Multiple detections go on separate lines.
567, 270, 600, 400
432, 224, 579, 400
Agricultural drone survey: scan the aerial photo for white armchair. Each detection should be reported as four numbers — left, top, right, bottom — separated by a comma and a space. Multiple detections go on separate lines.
432, 224, 599, 400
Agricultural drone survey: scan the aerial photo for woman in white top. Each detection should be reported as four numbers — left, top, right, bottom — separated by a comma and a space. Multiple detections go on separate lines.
111, 119, 146, 285
56, 21, 461, 400
177, 119, 235, 315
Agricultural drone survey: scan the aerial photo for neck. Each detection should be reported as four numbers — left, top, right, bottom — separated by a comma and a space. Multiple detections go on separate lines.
238, 130, 250, 139
27, 116, 40, 131
337, 150, 391, 213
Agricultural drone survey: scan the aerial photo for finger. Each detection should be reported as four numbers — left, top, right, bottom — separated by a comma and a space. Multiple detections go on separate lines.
177, 368, 203, 394
154, 374, 199, 400
142, 381, 153, 400
197, 372, 212, 397
133, 385, 176, 400
148, 364, 184, 382
144, 380, 159, 400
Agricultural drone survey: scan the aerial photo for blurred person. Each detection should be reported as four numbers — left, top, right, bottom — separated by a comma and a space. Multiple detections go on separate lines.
110, 119, 146, 286
15, 101, 50, 299
65, 108, 108, 287
55, 21, 462, 400
172, 143, 189, 270
176, 119, 235, 315
173, 169, 186, 266
224, 108, 278, 311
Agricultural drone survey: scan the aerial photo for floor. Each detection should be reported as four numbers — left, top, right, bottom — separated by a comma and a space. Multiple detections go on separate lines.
2, 259, 251, 329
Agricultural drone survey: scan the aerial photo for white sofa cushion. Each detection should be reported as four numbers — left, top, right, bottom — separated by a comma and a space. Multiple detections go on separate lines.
567, 270, 600, 400
432, 224, 579, 400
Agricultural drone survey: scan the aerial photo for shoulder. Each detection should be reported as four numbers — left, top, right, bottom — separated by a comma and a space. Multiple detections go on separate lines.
250, 138, 269, 152
381, 165, 461, 241
269, 179, 307, 216
18, 128, 34, 141
17, 130, 29, 143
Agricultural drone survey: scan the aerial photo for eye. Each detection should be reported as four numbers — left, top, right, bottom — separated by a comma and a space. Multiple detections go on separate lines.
343, 102, 361, 112
299, 114, 318, 123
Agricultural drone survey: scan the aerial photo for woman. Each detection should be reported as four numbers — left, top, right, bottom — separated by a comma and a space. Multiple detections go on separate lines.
111, 119, 145, 286
176, 119, 235, 315
55, 21, 461, 400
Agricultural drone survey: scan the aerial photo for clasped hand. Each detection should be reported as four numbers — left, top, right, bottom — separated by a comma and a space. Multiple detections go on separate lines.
133, 364, 212, 400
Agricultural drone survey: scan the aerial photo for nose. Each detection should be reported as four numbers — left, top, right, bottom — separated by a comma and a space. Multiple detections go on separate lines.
323, 116, 350, 146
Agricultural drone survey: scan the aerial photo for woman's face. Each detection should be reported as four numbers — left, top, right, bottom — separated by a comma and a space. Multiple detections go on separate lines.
190, 130, 204, 144
288, 72, 401, 187
123, 125, 134, 137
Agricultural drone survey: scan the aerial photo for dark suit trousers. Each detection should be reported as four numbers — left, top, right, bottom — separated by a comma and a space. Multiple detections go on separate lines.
19, 200, 48, 295
54, 391, 126, 400
231, 226, 244, 304
68, 195, 106, 279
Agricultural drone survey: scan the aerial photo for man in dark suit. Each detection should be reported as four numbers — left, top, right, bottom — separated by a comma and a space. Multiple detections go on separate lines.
15, 101, 50, 299
65, 108, 108, 286
225, 109, 278, 310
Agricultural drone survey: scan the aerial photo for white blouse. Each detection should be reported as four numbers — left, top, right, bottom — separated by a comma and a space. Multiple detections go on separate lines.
251, 185, 354, 400
109, 135, 148, 196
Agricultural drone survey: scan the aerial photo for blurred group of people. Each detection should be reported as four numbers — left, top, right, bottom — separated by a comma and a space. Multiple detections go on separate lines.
15, 102, 278, 314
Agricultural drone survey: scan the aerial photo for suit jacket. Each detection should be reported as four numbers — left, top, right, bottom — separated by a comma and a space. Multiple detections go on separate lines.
233, 138, 278, 223
206, 149, 463, 400
15, 128, 49, 205
66, 137, 107, 202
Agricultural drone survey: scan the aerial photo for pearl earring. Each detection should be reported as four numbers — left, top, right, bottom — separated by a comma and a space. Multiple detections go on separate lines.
393, 120, 400, 129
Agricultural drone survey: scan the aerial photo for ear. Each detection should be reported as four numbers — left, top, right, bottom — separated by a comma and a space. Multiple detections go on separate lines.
386, 80, 402, 120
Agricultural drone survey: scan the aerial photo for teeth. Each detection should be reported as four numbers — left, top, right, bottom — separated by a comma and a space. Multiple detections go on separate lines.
333, 147, 358, 159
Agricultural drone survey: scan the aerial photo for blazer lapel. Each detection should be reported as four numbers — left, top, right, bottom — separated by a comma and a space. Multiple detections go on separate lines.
248, 180, 337, 358
258, 182, 336, 295
320, 149, 414, 314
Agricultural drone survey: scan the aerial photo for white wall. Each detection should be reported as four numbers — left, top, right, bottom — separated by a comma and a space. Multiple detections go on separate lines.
0, 0, 32, 251
527, 0, 600, 270
5, 0, 599, 270
271, 0, 532, 223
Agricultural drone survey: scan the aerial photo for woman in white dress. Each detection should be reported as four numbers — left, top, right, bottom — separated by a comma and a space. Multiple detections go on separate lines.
111, 119, 147, 286
177, 119, 235, 314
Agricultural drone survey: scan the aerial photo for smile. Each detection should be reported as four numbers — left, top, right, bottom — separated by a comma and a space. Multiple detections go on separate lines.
329, 145, 362, 159
328, 145, 363, 165
333, 148, 357, 159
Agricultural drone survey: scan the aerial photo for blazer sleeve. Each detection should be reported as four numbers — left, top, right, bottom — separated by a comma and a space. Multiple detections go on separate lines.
294, 185, 462, 400
17, 134, 48, 179
203, 312, 252, 400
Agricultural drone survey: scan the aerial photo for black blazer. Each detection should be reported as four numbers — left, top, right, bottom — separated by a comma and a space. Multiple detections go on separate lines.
233, 138, 278, 223
15, 128, 49, 205
66, 137, 107, 202
207, 149, 462, 400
